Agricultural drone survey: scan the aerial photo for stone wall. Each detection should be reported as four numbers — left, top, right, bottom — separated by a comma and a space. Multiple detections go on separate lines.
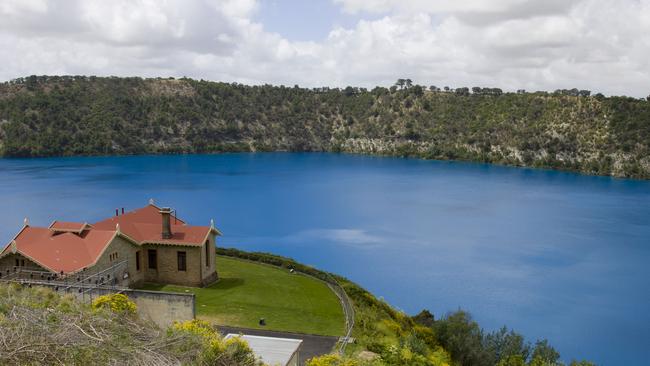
92, 235, 145, 287
142, 233, 217, 287
0, 253, 44, 274
120, 288, 195, 328
143, 244, 203, 286
5, 282, 195, 328
200, 233, 218, 285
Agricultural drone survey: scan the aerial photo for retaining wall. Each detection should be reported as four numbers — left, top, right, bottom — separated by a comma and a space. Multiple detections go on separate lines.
3, 281, 195, 328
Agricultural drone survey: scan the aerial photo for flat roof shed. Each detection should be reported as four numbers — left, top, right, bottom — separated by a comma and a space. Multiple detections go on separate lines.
225, 334, 303, 366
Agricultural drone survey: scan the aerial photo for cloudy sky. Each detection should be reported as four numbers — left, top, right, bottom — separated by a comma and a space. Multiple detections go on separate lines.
1, 0, 649, 96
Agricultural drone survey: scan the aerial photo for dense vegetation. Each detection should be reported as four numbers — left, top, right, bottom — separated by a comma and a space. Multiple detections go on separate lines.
0, 283, 259, 365
217, 248, 595, 366
1, 75, 649, 178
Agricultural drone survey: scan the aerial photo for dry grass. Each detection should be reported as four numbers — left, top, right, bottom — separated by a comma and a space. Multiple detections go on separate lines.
0, 283, 214, 365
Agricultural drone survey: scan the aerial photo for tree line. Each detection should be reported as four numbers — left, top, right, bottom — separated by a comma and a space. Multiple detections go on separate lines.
1, 75, 649, 179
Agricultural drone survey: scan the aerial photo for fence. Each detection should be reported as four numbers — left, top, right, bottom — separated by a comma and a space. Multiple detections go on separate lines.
0, 261, 195, 327
0, 260, 130, 302
323, 274, 355, 354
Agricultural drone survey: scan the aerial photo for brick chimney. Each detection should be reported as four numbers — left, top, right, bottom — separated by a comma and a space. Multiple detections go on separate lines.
160, 207, 172, 239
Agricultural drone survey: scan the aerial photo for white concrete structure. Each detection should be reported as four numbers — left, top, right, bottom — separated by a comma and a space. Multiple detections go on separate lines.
225, 334, 302, 366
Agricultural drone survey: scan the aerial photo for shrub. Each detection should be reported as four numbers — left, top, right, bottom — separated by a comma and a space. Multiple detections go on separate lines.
0, 284, 209, 364
91, 293, 137, 315
307, 353, 359, 366
171, 319, 259, 365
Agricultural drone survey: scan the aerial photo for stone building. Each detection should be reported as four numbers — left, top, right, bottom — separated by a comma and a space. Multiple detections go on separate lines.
0, 202, 220, 287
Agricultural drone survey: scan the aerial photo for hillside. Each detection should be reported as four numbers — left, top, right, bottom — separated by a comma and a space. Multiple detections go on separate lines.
0, 249, 596, 366
1, 75, 648, 179
217, 248, 595, 366
0, 283, 259, 365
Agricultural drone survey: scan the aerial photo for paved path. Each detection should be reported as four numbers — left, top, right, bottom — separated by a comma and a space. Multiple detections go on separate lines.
217, 326, 338, 365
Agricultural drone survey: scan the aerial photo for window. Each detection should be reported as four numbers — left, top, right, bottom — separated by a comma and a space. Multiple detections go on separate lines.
135, 251, 141, 271
177, 251, 187, 271
148, 249, 157, 270
205, 240, 210, 267
15, 258, 19, 267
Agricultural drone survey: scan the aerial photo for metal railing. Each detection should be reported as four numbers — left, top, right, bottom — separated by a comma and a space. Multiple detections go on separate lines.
324, 275, 355, 354
0, 260, 130, 301
0, 266, 63, 282
64, 260, 129, 299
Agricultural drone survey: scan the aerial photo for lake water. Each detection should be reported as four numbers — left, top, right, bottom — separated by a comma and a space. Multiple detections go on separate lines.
0, 153, 648, 365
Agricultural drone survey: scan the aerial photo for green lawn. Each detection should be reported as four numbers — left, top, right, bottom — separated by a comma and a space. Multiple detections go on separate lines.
142, 256, 344, 336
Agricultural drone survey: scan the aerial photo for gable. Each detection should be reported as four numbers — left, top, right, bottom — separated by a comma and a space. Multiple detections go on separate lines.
1, 203, 219, 274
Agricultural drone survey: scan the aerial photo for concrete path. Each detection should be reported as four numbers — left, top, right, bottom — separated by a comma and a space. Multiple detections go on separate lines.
217, 325, 339, 365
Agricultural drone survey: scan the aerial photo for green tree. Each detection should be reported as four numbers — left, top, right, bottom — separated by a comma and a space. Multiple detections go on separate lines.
434, 310, 490, 366
455, 87, 470, 96
483, 326, 530, 364
413, 309, 435, 327
530, 339, 560, 363
411, 85, 424, 96
497, 355, 526, 366
569, 361, 596, 366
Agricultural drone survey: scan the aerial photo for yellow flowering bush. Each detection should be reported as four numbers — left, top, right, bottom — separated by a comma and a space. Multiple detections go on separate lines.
172, 319, 216, 339
428, 347, 452, 366
307, 354, 358, 366
91, 293, 137, 315
171, 320, 258, 365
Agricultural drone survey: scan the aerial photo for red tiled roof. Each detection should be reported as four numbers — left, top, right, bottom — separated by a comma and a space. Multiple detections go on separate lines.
1, 204, 218, 274
49, 221, 90, 234
93, 205, 212, 245
9, 227, 116, 273
94, 204, 186, 227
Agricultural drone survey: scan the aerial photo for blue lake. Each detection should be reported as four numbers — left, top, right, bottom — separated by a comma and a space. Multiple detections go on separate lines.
0, 153, 648, 365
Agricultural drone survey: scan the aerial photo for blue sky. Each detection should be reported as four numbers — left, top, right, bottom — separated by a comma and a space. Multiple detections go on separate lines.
255, 0, 370, 41
0, 0, 649, 96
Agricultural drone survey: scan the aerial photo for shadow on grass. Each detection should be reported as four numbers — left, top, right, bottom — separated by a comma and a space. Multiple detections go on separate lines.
211, 277, 245, 290
140, 283, 167, 291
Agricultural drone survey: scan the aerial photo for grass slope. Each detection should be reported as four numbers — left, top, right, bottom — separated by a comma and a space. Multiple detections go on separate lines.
143, 256, 344, 336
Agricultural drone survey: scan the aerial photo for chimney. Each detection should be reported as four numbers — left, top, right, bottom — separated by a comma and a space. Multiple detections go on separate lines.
121, 207, 125, 214
160, 207, 172, 239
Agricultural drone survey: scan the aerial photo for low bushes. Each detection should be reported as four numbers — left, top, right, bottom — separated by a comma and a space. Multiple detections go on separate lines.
170, 319, 260, 365
91, 293, 137, 315
0, 283, 258, 365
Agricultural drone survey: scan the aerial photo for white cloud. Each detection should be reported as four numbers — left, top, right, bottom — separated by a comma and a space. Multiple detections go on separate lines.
285, 229, 389, 248
0, 0, 649, 96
